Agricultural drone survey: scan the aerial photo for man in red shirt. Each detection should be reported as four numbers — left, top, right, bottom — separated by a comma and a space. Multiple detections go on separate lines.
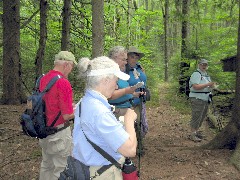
39, 51, 76, 180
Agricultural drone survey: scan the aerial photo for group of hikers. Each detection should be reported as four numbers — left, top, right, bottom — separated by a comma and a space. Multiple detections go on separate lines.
36, 45, 216, 180
38, 46, 148, 180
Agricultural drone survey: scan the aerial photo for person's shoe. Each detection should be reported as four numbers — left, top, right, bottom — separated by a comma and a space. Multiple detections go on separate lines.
189, 132, 202, 142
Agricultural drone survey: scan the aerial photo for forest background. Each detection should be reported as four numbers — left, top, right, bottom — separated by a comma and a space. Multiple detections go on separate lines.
1, 0, 240, 173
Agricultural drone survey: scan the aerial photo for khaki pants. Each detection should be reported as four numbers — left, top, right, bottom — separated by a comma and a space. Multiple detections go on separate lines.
39, 127, 72, 180
89, 157, 125, 180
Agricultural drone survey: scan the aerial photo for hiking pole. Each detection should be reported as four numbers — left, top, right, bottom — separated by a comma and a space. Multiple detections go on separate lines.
136, 88, 145, 177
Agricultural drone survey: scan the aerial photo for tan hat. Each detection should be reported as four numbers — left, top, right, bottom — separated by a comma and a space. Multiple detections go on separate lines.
127, 46, 144, 59
55, 51, 77, 65
198, 59, 208, 64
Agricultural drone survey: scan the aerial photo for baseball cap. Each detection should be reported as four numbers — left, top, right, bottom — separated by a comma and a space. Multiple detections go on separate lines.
198, 59, 208, 64
55, 51, 77, 65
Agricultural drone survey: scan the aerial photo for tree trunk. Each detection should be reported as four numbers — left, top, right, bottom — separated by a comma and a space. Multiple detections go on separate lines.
179, 0, 190, 94
2, 0, 24, 104
181, 0, 189, 58
61, 0, 72, 51
229, 0, 240, 169
164, 0, 169, 82
35, 0, 48, 81
202, 1, 240, 170
92, 0, 104, 58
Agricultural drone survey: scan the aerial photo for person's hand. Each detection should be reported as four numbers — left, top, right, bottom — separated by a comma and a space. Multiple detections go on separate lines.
133, 91, 144, 97
124, 109, 137, 123
72, 103, 76, 112
207, 82, 216, 88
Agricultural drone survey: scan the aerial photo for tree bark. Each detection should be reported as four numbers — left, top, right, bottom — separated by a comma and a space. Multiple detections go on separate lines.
2, 0, 24, 104
181, 0, 190, 58
92, 0, 104, 58
35, 0, 48, 81
229, 0, 240, 170
61, 0, 72, 51
164, 0, 169, 82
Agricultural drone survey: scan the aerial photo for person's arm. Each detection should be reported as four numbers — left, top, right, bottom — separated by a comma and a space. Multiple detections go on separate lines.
109, 82, 144, 100
109, 86, 136, 100
192, 82, 215, 90
117, 109, 137, 157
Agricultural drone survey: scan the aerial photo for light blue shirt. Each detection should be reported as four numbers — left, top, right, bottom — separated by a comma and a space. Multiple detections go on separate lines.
72, 89, 129, 166
189, 69, 212, 102
108, 79, 133, 108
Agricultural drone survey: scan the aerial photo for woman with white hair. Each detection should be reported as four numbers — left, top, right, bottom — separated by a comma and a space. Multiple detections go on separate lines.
72, 56, 137, 179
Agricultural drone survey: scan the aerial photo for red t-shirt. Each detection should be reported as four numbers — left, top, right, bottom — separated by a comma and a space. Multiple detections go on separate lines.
39, 70, 74, 127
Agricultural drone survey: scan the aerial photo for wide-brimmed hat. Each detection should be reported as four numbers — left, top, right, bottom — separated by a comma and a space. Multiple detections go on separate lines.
55, 51, 77, 65
127, 46, 144, 59
198, 59, 208, 64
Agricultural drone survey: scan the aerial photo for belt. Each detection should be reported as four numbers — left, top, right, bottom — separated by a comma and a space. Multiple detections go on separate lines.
55, 121, 70, 132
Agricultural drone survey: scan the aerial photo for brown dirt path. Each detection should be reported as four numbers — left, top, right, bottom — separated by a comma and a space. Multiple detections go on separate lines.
138, 83, 240, 180
0, 83, 240, 179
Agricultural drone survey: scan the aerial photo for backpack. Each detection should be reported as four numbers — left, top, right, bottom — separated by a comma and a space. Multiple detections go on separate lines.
20, 75, 62, 139
185, 70, 202, 97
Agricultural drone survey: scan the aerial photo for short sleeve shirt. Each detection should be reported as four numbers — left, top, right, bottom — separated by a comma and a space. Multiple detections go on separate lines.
108, 79, 133, 108
72, 89, 129, 166
189, 69, 212, 101
39, 70, 74, 126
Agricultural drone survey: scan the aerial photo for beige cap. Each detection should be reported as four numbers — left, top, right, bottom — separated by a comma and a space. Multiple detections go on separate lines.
127, 46, 144, 59
198, 59, 208, 64
55, 51, 77, 65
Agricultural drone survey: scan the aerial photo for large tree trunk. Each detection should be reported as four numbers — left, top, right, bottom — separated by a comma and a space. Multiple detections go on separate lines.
203, 1, 240, 170
61, 0, 72, 51
35, 0, 48, 81
92, 0, 104, 58
2, 0, 24, 104
179, 0, 190, 94
229, 0, 240, 170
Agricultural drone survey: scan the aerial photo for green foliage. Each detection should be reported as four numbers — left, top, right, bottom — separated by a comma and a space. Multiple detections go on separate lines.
2, 0, 238, 103
165, 81, 191, 114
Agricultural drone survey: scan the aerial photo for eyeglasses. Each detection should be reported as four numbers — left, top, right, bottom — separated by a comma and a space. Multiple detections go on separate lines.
130, 53, 140, 59
200, 63, 208, 66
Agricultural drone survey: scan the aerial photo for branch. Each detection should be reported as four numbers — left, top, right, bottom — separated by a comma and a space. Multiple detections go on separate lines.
0, 9, 40, 47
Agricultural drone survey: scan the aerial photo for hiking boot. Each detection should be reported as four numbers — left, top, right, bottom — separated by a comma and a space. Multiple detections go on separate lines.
189, 133, 202, 142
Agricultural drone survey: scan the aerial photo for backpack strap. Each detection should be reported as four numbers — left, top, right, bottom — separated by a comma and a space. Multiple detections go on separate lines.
42, 75, 62, 93
42, 75, 62, 127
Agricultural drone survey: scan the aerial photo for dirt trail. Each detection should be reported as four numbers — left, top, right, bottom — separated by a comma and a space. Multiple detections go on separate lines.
0, 84, 240, 179
139, 84, 240, 180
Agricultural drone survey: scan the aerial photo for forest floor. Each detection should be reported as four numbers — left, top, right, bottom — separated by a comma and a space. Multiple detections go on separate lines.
1, 83, 240, 180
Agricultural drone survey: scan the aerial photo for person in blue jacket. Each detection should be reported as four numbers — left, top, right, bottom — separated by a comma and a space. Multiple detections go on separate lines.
126, 46, 148, 155
108, 46, 143, 120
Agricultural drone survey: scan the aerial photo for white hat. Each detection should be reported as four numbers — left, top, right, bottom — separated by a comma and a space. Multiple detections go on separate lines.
87, 67, 130, 80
